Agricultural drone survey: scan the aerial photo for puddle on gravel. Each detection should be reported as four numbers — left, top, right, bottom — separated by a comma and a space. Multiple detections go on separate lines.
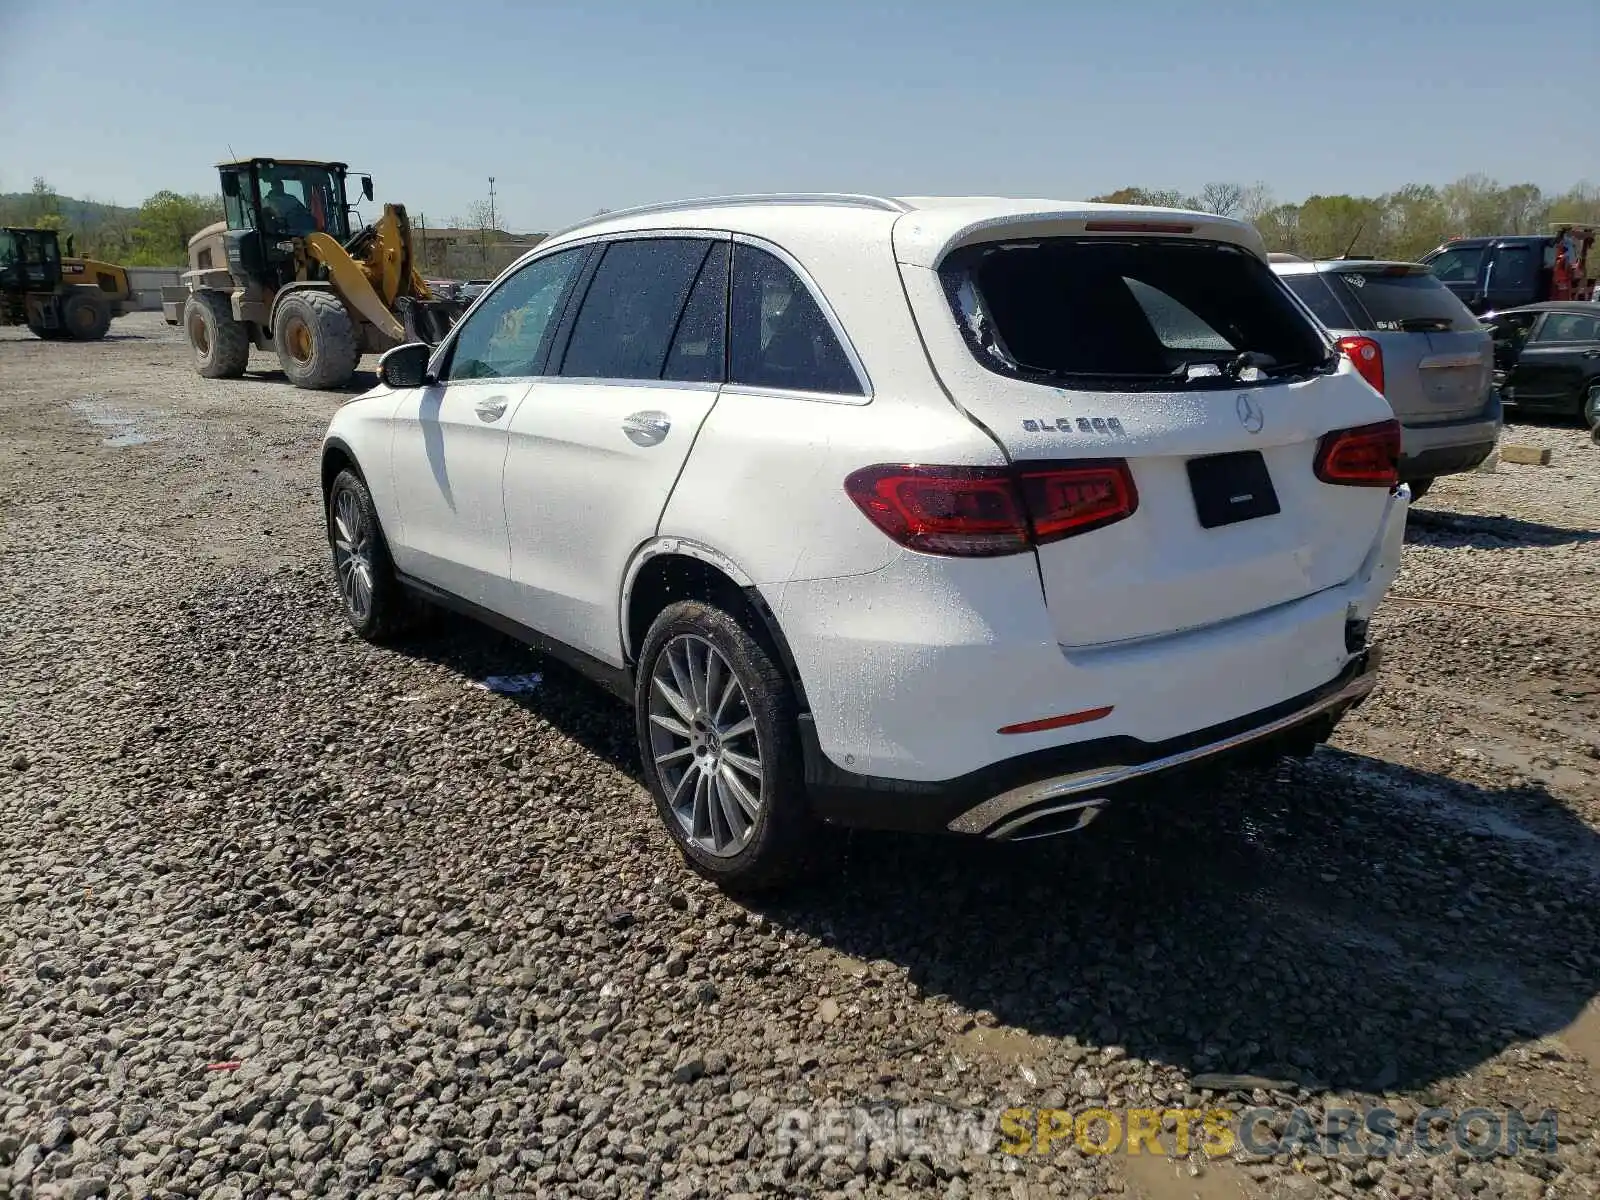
1120, 1152, 1261, 1200
1557, 1002, 1600, 1080
69, 398, 166, 448
952, 1025, 1056, 1064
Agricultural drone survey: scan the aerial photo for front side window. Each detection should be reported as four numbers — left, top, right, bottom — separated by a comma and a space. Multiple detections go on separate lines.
941, 238, 1331, 389
445, 248, 583, 382
1426, 246, 1483, 283
729, 243, 862, 395
1532, 312, 1600, 344
559, 238, 712, 380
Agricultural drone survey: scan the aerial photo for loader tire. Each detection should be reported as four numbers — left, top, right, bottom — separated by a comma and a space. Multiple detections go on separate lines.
185, 292, 250, 378
61, 289, 112, 341
273, 291, 359, 390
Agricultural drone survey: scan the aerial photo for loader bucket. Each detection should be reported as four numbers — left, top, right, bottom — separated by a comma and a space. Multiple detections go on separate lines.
395, 296, 467, 347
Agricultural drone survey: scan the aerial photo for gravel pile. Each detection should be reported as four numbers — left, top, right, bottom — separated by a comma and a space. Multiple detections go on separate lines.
2, 317, 1598, 1199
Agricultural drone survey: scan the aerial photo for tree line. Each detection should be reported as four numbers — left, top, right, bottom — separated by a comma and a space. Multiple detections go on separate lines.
1092, 177, 1600, 261
0, 177, 221, 266
6, 173, 1598, 267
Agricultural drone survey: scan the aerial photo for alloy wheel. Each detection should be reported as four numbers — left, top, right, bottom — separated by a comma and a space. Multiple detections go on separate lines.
648, 634, 764, 857
330, 487, 374, 622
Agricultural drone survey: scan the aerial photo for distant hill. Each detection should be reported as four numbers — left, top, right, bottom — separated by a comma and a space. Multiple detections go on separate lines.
0, 193, 137, 233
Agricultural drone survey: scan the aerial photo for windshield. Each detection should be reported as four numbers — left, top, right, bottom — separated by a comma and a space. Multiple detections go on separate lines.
1334, 269, 1481, 333
940, 237, 1333, 389
257, 164, 348, 239
1424, 246, 1483, 284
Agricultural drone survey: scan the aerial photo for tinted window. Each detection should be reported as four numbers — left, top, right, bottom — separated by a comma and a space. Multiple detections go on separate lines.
941, 238, 1329, 388
1280, 272, 1355, 330
1487, 246, 1536, 293
1532, 312, 1600, 343
1334, 269, 1480, 333
560, 239, 710, 380
446, 249, 582, 382
730, 243, 862, 395
663, 241, 728, 384
1426, 246, 1483, 283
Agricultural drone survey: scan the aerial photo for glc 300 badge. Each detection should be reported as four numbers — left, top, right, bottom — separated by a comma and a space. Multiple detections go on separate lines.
1022, 416, 1125, 435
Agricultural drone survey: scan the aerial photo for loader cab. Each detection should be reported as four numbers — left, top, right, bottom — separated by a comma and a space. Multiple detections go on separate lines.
217, 158, 373, 245
0, 227, 64, 294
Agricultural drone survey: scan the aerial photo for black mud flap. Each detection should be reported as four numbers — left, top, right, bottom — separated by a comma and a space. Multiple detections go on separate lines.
395, 296, 467, 347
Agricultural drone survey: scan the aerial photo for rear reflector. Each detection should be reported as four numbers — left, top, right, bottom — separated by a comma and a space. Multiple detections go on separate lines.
1336, 335, 1386, 395
998, 705, 1114, 735
1083, 221, 1196, 234
844, 461, 1138, 557
1314, 420, 1401, 487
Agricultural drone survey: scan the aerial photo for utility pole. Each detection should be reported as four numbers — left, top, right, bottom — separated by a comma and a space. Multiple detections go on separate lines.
488, 177, 497, 233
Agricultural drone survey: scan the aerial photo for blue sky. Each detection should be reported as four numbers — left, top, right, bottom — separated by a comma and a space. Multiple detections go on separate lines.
1, 0, 1594, 231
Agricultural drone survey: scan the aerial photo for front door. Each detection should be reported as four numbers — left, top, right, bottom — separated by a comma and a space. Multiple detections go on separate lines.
1504, 310, 1600, 413
386, 246, 587, 609
500, 236, 730, 663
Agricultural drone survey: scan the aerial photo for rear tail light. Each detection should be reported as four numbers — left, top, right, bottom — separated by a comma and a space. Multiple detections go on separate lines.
844, 461, 1138, 557
1314, 420, 1401, 487
1337, 335, 1385, 394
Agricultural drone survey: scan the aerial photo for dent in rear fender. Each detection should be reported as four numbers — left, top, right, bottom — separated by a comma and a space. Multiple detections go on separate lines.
1349, 487, 1409, 621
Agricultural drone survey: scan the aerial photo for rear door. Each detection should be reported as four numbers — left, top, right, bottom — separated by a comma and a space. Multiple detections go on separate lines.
1327, 265, 1492, 425
903, 231, 1399, 649
499, 236, 729, 663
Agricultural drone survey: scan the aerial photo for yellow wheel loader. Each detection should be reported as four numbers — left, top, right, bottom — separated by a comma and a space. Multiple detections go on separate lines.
1, 228, 131, 341
162, 157, 463, 390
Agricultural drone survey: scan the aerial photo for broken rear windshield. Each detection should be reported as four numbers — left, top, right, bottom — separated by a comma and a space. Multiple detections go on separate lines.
940, 238, 1333, 389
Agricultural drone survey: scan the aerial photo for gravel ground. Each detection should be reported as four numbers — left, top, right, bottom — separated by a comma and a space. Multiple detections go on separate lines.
2, 313, 1598, 1200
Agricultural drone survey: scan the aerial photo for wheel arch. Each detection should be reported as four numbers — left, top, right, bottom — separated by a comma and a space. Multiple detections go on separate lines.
622, 541, 810, 712
320, 436, 363, 506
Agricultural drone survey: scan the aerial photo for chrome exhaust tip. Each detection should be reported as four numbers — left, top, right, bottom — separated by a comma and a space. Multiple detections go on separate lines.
988, 797, 1109, 841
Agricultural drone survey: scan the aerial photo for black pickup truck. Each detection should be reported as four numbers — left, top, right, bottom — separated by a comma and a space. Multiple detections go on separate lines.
1420, 227, 1596, 315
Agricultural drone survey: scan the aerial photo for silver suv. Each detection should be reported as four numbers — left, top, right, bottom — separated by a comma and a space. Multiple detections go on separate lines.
1272, 257, 1500, 498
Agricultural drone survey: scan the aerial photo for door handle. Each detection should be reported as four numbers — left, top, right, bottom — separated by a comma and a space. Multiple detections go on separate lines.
474, 398, 508, 422
622, 410, 672, 446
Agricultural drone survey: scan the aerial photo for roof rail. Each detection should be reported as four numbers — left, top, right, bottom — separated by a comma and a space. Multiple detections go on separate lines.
545, 193, 912, 240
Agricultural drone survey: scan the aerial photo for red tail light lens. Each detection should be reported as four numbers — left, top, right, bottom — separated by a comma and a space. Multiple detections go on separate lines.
1337, 335, 1386, 395
1314, 420, 1401, 487
844, 462, 1138, 557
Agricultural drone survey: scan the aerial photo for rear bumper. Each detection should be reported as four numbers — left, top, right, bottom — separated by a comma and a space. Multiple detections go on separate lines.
802, 646, 1382, 838
1398, 399, 1501, 480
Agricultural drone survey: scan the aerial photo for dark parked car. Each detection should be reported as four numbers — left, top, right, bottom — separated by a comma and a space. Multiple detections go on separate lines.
1481, 302, 1600, 429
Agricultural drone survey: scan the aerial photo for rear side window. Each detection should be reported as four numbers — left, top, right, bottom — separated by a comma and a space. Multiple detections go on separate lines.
1532, 311, 1600, 343
1486, 246, 1536, 294
729, 243, 862, 395
1280, 272, 1355, 330
560, 238, 711, 380
941, 238, 1331, 389
1334, 269, 1479, 333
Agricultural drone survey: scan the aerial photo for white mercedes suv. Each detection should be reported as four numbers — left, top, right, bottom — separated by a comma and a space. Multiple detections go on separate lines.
320, 194, 1408, 888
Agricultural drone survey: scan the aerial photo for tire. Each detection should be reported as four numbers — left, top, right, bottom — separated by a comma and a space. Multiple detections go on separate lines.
1406, 476, 1433, 501
635, 600, 818, 892
60, 289, 112, 341
185, 292, 250, 378
326, 468, 417, 642
1583, 385, 1600, 436
274, 291, 359, 390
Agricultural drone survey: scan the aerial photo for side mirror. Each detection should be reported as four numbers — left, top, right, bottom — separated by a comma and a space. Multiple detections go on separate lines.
221, 173, 241, 199
378, 342, 432, 389
361, 175, 374, 201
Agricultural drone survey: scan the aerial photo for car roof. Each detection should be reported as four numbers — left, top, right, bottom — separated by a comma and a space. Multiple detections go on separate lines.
1271, 258, 1427, 275
1487, 301, 1600, 316
534, 193, 1268, 268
